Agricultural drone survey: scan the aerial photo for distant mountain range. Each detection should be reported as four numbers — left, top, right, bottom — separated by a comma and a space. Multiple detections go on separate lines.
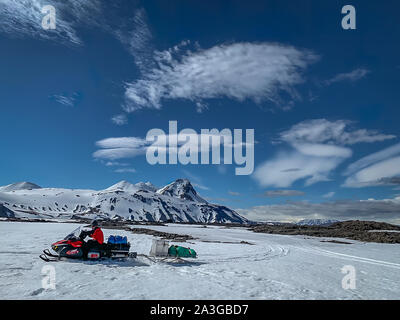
0, 179, 248, 224
296, 219, 340, 226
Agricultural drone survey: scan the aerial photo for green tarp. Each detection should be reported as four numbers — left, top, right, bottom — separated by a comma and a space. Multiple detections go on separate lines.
168, 245, 197, 258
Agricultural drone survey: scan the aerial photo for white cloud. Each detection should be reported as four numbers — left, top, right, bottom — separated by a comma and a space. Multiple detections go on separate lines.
263, 190, 305, 197
191, 183, 209, 191
111, 114, 128, 126
181, 170, 210, 191
236, 196, 400, 224
0, 0, 151, 62
228, 191, 241, 196
323, 192, 335, 198
96, 137, 148, 149
114, 168, 136, 173
0, 0, 102, 45
325, 68, 370, 85
105, 161, 129, 167
344, 143, 400, 176
279, 119, 395, 146
93, 136, 148, 160
344, 156, 400, 188
93, 131, 253, 162
50, 93, 78, 107
195, 102, 208, 113
124, 42, 318, 112
254, 150, 348, 188
113, 8, 153, 70
93, 148, 146, 160
254, 119, 396, 188
343, 143, 400, 188
291, 143, 352, 158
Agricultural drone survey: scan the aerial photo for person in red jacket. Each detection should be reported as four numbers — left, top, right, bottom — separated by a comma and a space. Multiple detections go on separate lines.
80, 220, 104, 256
88, 220, 104, 244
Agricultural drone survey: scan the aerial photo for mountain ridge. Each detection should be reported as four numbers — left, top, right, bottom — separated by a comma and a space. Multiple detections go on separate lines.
0, 179, 248, 224
0, 182, 41, 192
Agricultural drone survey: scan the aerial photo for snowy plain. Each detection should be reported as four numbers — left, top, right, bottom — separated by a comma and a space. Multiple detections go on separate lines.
0, 221, 399, 300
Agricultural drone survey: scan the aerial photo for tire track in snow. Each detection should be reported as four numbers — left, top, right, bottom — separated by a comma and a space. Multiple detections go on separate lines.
293, 245, 400, 270
201, 243, 290, 263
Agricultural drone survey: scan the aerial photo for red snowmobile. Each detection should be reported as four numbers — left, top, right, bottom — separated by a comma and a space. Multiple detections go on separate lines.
39, 226, 136, 262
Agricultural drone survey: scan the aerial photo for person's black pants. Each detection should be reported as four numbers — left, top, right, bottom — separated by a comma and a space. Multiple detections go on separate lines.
82, 240, 101, 257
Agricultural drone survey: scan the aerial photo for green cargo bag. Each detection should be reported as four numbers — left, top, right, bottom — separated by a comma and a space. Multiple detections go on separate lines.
168, 245, 197, 258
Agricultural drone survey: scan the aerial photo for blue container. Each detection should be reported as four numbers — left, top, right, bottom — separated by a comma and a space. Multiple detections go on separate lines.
107, 235, 116, 244
107, 235, 127, 244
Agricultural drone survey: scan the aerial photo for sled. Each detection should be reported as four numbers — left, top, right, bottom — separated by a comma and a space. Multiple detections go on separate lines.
140, 239, 197, 264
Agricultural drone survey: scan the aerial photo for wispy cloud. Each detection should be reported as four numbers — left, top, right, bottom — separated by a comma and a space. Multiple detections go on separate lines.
343, 143, 400, 188
204, 197, 230, 204
181, 169, 210, 191
50, 93, 80, 107
191, 183, 210, 191
113, 8, 153, 70
0, 0, 152, 61
195, 102, 208, 113
114, 168, 136, 173
111, 114, 128, 126
323, 191, 335, 198
344, 156, 400, 188
0, 0, 102, 45
105, 161, 129, 167
324, 68, 370, 85
344, 143, 400, 176
253, 119, 395, 188
278, 119, 395, 146
254, 150, 348, 188
124, 42, 318, 112
263, 190, 305, 197
228, 191, 241, 196
93, 132, 253, 161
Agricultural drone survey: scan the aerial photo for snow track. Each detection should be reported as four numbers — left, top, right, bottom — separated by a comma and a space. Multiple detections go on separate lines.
202, 243, 289, 264
295, 245, 400, 270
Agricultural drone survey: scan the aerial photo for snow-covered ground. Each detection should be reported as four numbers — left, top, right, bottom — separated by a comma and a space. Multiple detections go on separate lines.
0, 221, 399, 300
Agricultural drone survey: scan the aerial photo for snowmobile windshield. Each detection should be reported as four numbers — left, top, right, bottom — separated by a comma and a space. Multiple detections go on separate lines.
64, 226, 83, 240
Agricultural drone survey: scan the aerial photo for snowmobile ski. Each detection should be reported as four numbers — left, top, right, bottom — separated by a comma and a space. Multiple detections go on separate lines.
43, 249, 59, 258
39, 254, 59, 262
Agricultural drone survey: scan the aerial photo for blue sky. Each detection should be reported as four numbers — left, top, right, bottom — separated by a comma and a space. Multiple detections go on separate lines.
1, 0, 400, 223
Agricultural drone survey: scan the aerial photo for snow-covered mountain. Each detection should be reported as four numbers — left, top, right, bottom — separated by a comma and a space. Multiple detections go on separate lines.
0, 179, 247, 224
157, 179, 207, 203
296, 219, 340, 226
0, 203, 15, 218
0, 182, 41, 192
135, 181, 158, 192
